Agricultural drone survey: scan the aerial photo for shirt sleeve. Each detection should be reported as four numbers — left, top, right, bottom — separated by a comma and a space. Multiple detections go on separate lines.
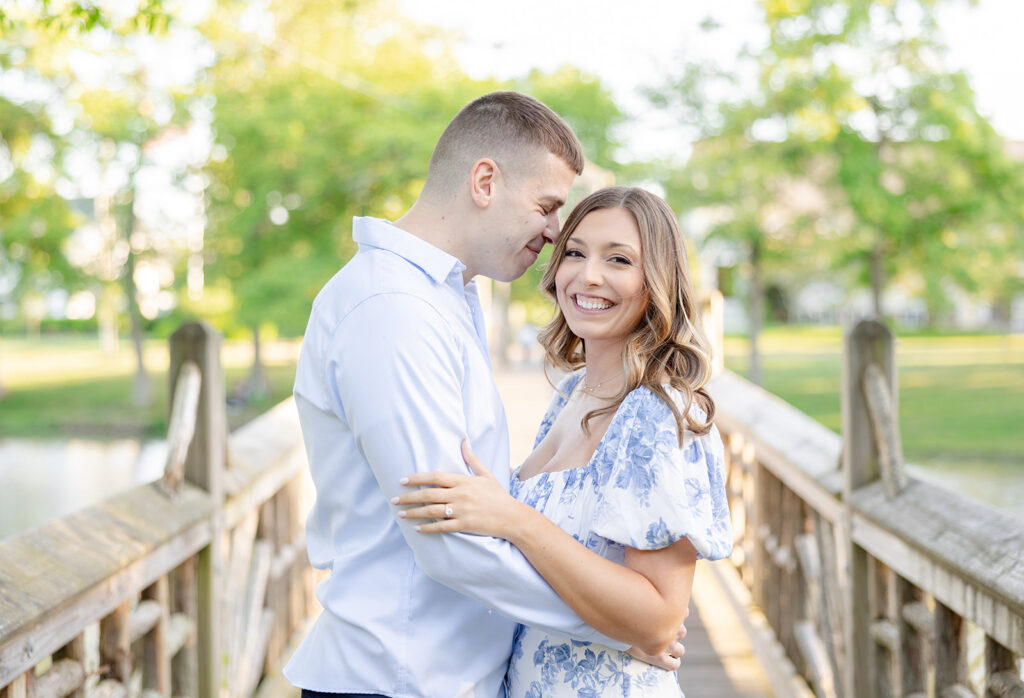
591, 388, 733, 560
327, 293, 628, 648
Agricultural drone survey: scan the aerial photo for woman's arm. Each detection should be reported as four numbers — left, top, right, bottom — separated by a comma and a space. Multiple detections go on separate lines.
394, 442, 696, 656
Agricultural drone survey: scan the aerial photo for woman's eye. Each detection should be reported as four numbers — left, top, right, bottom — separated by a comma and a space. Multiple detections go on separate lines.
610, 255, 631, 265
564, 249, 583, 258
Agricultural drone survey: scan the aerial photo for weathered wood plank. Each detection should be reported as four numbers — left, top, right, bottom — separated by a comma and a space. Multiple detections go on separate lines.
0, 482, 211, 635
0, 501, 210, 688
170, 558, 197, 698
54, 632, 87, 698
849, 479, 1024, 652
100, 601, 131, 684
898, 579, 926, 696
170, 322, 227, 698
0, 674, 26, 698
988, 671, 1024, 698
861, 362, 906, 497
141, 577, 170, 697
934, 603, 968, 693
161, 361, 202, 494
708, 372, 842, 524
985, 637, 1020, 698
35, 658, 86, 697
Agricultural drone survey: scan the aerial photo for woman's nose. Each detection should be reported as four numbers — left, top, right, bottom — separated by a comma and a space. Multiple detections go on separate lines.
583, 259, 603, 286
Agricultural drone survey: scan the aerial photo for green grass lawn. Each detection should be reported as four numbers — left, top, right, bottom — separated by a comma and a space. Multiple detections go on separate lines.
0, 335, 300, 438
2, 327, 1022, 467
724, 326, 1024, 463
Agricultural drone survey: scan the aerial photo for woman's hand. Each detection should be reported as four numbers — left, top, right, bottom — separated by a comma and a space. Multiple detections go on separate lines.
393, 440, 534, 541
626, 617, 687, 671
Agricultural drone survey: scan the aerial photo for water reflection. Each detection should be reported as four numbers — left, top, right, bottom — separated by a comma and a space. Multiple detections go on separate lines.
0, 438, 1019, 543
0, 438, 166, 541
907, 460, 1024, 521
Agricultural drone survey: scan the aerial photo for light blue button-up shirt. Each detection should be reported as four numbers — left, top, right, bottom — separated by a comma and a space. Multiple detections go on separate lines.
285, 217, 623, 698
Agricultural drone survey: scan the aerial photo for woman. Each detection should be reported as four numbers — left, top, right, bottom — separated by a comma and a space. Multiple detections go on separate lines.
395, 186, 732, 696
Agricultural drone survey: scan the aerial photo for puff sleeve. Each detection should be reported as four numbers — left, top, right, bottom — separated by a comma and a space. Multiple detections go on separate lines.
590, 387, 733, 560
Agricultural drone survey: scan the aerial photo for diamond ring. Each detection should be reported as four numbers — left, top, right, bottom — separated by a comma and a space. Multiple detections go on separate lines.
444, 505, 454, 519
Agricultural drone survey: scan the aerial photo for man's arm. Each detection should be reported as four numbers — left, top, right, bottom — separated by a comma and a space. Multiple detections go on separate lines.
327, 293, 627, 648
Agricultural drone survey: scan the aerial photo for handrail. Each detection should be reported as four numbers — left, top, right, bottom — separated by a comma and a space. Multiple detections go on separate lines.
706, 314, 1024, 698
0, 322, 315, 698
161, 360, 203, 494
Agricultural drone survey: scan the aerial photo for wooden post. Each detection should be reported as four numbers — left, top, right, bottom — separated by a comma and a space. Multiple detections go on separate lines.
55, 633, 88, 698
700, 290, 725, 376
169, 322, 227, 698
171, 557, 199, 698
100, 602, 132, 684
841, 319, 895, 698
897, 580, 926, 697
841, 320, 895, 494
934, 602, 967, 694
984, 638, 1017, 698
142, 576, 171, 697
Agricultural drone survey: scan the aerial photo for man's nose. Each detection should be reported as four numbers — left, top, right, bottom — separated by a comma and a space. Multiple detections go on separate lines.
542, 212, 560, 244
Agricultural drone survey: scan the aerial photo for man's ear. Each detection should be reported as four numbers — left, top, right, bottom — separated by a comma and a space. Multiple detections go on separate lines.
468, 158, 500, 208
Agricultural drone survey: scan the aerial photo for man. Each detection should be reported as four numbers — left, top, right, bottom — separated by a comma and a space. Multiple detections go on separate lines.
286, 92, 677, 698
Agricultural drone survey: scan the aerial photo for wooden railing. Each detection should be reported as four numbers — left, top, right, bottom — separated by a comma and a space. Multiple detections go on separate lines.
0, 322, 317, 698
706, 316, 1024, 698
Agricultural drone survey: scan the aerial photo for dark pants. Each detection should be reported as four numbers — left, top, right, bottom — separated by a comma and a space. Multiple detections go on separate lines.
299, 687, 387, 691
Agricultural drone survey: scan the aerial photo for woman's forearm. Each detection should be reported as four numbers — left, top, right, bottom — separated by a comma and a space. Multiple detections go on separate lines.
508, 501, 694, 654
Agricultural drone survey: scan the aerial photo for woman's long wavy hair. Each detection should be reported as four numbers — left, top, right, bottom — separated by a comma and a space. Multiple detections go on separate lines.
538, 186, 715, 444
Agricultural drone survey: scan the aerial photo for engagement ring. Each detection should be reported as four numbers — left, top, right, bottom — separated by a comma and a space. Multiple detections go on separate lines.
444, 505, 454, 519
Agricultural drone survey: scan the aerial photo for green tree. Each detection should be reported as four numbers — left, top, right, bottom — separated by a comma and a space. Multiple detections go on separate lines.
651, 0, 1024, 365
201, 0, 483, 398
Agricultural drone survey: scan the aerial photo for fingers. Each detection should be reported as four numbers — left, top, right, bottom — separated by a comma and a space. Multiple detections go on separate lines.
667, 640, 685, 659
410, 519, 464, 534
392, 486, 453, 507
400, 471, 467, 488
397, 504, 451, 521
676, 622, 688, 640
461, 439, 490, 477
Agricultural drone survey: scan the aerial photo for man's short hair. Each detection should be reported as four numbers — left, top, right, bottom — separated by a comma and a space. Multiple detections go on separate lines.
423, 91, 584, 199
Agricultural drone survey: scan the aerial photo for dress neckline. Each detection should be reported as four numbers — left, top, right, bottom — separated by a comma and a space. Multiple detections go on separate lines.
515, 372, 632, 484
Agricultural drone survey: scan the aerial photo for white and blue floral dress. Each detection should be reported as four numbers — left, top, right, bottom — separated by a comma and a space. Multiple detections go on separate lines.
506, 371, 733, 698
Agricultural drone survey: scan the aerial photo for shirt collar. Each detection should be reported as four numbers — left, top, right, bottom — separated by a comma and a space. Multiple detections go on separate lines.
352, 216, 465, 285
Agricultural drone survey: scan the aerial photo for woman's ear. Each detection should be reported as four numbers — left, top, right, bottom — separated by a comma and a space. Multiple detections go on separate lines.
468, 158, 499, 208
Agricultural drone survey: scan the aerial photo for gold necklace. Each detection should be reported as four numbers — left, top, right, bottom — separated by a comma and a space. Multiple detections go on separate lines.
581, 370, 623, 396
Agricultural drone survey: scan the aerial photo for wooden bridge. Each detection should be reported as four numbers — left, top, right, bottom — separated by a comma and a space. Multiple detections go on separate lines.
2, 314, 1023, 698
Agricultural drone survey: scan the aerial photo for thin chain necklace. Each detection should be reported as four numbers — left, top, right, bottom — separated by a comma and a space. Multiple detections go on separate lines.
581, 370, 623, 397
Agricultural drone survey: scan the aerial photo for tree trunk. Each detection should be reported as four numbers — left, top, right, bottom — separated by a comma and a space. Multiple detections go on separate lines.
870, 242, 884, 320
123, 243, 151, 408
247, 324, 269, 402
748, 240, 764, 386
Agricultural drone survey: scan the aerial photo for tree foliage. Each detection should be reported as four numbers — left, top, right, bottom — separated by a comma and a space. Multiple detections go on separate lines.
652, 0, 1024, 331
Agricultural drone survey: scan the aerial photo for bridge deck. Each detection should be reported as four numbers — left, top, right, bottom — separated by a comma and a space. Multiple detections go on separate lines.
259, 367, 780, 697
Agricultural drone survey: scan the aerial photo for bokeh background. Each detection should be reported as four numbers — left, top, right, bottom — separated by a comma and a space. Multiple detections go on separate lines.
1, 0, 1022, 537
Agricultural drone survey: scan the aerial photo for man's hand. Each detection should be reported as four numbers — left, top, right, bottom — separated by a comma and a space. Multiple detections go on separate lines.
626, 616, 687, 671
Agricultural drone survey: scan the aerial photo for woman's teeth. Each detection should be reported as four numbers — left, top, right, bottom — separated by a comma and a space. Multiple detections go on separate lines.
576, 296, 612, 310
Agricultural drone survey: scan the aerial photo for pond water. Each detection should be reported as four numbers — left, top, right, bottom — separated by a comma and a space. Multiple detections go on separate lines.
0, 437, 166, 540
0, 439, 1020, 542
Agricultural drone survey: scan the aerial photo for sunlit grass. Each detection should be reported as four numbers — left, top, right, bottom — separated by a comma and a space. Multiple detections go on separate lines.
0, 336, 301, 438
2, 328, 1022, 464
724, 326, 1024, 462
